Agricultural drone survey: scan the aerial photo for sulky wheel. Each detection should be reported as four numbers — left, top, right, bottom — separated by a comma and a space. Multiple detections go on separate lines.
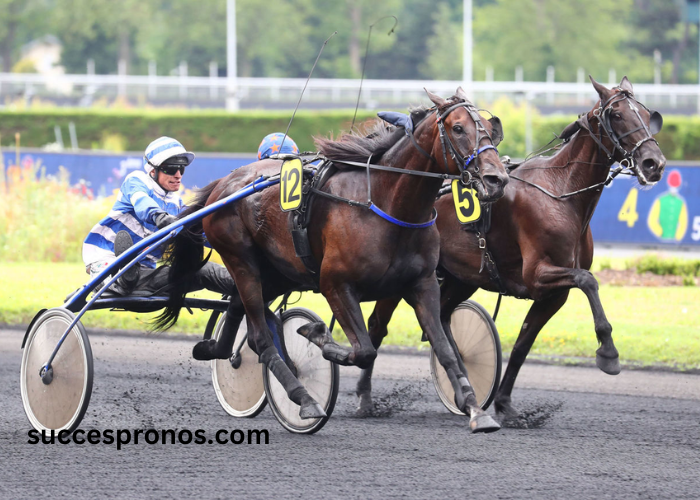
20, 308, 93, 433
430, 300, 502, 414
263, 308, 339, 434
211, 312, 267, 418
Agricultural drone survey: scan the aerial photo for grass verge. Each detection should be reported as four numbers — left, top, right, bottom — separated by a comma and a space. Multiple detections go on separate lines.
2, 262, 699, 369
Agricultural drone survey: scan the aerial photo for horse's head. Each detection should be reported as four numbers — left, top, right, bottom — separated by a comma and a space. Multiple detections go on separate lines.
425, 87, 509, 202
589, 76, 666, 186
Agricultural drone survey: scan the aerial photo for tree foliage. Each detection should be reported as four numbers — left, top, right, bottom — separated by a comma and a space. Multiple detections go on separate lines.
1, 0, 697, 83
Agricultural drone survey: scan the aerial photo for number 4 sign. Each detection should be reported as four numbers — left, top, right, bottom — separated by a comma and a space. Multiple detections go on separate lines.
617, 187, 639, 228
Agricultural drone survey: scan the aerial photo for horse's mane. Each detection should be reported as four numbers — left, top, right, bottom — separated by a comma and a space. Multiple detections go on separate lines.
314, 106, 432, 165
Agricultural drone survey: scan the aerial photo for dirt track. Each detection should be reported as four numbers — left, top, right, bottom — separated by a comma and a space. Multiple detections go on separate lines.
2, 328, 700, 499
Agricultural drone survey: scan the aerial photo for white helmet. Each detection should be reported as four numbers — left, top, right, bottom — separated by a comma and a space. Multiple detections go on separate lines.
143, 136, 195, 173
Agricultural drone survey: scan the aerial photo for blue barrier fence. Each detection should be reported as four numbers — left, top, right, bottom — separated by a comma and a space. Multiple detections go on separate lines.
3, 149, 700, 248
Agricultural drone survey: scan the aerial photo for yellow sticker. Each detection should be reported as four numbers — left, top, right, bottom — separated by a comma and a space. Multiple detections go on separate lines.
279, 158, 303, 212
451, 179, 481, 224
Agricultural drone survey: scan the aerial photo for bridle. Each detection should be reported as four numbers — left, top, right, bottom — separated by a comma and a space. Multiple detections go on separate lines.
578, 88, 662, 183
435, 101, 500, 185
509, 89, 663, 200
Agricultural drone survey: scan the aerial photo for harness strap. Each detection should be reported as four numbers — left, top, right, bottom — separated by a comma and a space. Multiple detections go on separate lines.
310, 187, 437, 228
369, 204, 437, 228
509, 166, 624, 200
331, 159, 460, 180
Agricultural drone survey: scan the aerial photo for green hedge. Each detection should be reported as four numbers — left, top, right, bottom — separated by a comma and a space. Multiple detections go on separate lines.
0, 107, 698, 160
0, 108, 377, 154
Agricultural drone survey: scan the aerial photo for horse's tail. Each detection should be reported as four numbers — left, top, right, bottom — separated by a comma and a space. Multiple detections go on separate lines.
152, 179, 220, 331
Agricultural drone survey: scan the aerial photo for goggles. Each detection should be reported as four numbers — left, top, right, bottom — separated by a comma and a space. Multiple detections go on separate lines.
158, 164, 186, 176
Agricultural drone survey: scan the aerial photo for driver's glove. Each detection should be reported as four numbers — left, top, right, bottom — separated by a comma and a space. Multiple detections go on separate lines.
153, 212, 178, 229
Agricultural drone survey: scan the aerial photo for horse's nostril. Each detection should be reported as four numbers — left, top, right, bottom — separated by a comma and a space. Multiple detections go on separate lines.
642, 158, 658, 171
484, 175, 503, 187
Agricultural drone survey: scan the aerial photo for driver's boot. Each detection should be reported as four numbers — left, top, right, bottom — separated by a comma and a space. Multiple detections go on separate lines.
113, 231, 140, 294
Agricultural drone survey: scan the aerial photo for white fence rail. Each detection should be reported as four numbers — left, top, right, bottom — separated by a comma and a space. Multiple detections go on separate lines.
2, 72, 700, 112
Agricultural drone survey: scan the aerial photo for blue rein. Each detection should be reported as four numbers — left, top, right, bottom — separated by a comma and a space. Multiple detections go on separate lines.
369, 203, 438, 228
464, 145, 499, 168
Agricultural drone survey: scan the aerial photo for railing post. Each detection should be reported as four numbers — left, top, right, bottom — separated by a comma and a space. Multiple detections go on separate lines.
525, 91, 534, 155
577, 67, 585, 105
654, 49, 662, 85
485, 65, 494, 101
148, 60, 156, 99
118, 59, 127, 98
209, 61, 218, 100
68, 122, 78, 151
546, 66, 555, 105
179, 61, 188, 99
608, 68, 616, 86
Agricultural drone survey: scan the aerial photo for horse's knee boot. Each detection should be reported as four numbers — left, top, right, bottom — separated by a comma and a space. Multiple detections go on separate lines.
351, 347, 377, 369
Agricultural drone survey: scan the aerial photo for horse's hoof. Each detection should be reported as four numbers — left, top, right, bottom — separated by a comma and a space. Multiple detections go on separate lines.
321, 343, 352, 366
495, 400, 519, 421
192, 339, 229, 361
356, 394, 373, 416
596, 351, 621, 375
469, 413, 501, 434
299, 401, 327, 420
297, 321, 332, 347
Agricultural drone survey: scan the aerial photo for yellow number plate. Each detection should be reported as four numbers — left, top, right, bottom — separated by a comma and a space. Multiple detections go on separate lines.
279, 159, 303, 212
451, 179, 481, 224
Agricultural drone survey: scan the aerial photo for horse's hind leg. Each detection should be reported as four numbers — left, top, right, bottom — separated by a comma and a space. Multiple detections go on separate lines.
494, 292, 568, 420
405, 275, 499, 433
193, 292, 244, 360
356, 296, 402, 414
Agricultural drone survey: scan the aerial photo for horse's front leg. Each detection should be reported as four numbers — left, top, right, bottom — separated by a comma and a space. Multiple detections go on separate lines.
355, 296, 402, 414
526, 263, 620, 375
405, 274, 499, 433
494, 292, 569, 421
574, 269, 619, 374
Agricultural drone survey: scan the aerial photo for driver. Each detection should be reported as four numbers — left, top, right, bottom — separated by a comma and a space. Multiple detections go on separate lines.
82, 136, 235, 296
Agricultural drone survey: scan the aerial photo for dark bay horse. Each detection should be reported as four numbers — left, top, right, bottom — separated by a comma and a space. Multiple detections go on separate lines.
158, 88, 510, 431
361, 77, 666, 421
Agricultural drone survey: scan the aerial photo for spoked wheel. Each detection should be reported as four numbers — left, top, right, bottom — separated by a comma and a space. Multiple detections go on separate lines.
430, 300, 502, 414
211, 313, 267, 418
263, 308, 339, 434
20, 308, 93, 433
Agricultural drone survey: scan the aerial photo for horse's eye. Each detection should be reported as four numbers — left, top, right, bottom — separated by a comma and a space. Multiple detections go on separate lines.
613, 112, 622, 120
452, 124, 464, 134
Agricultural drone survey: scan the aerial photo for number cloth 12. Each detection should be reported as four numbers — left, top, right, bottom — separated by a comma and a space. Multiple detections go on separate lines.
451, 179, 481, 224
280, 159, 303, 212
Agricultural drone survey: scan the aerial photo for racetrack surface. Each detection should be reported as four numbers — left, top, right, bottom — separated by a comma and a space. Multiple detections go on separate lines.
2, 328, 699, 499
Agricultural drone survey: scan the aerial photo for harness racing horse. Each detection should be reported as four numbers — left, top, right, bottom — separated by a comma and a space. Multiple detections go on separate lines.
361, 77, 666, 422
157, 88, 510, 432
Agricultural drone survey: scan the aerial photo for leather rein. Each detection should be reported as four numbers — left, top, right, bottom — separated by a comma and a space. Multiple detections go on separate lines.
509, 89, 660, 200
314, 101, 500, 228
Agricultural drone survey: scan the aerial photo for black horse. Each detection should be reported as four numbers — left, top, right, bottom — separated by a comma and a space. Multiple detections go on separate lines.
362, 77, 666, 421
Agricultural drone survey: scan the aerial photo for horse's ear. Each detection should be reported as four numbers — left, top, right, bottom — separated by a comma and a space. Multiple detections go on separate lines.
454, 86, 473, 105
425, 88, 446, 108
488, 116, 504, 146
619, 76, 634, 94
649, 110, 663, 134
589, 75, 611, 100
559, 121, 580, 141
